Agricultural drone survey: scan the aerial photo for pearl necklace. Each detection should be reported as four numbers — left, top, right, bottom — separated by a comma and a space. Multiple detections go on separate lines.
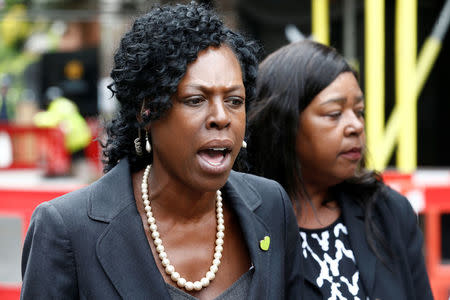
141, 165, 225, 292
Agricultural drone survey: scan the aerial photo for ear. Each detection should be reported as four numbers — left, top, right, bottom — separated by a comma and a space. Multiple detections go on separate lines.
137, 99, 151, 124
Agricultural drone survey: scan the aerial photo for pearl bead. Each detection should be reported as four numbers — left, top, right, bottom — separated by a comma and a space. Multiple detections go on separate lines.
216, 201, 223, 208
210, 265, 218, 273
154, 238, 162, 246
217, 207, 223, 214
217, 213, 224, 219
161, 258, 170, 267
185, 281, 194, 291
150, 224, 157, 232
145, 206, 151, 212
213, 258, 221, 266
216, 231, 224, 239
156, 244, 164, 253
147, 217, 155, 224
165, 264, 174, 275
201, 277, 210, 287
146, 211, 153, 218
215, 245, 223, 252
206, 271, 215, 281
217, 224, 225, 232
171, 272, 180, 281
143, 199, 149, 205
217, 218, 224, 225
177, 278, 186, 288
214, 252, 222, 259
159, 251, 167, 260
216, 190, 222, 196
193, 281, 202, 291
216, 238, 224, 246
151, 231, 160, 239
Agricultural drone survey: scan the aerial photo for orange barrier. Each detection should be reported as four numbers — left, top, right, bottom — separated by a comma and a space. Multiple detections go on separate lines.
0, 285, 20, 300
384, 171, 450, 300
0, 187, 82, 299
0, 123, 70, 176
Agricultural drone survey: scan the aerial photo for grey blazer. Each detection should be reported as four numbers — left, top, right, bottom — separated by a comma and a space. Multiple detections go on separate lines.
21, 158, 303, 299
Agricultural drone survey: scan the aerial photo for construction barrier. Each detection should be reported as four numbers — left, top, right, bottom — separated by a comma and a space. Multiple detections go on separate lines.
384, 170, 450, 300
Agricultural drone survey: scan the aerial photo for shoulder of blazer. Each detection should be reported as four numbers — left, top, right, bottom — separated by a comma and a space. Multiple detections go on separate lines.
46, 158, 135, 223
375, 185, 419, 237
227, 170, 287, 212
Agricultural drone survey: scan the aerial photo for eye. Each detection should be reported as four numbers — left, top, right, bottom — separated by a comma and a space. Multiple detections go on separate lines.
183, 96, 205, 106
354, 106, 365, 118
356, 109, 365, 118
226, 96, 245, 107
327, 111, 342, 119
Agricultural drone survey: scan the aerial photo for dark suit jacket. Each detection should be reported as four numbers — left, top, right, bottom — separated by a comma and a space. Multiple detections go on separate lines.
302, 186, 434, 300
21, 159, 302, 299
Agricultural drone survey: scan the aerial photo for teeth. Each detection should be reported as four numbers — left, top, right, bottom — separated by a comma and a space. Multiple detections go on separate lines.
210, 148, 226, 151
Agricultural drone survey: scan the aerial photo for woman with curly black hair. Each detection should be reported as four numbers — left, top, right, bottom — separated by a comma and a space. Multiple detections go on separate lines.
246, 40, 433, 299
21, 2, 302, 299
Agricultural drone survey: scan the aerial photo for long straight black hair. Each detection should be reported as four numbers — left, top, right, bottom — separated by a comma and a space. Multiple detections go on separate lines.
247, 40, 392, 265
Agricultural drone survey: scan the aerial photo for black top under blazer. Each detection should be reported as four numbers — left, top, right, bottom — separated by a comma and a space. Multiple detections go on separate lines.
21, 158, 303, 299
301, 186, 434, 300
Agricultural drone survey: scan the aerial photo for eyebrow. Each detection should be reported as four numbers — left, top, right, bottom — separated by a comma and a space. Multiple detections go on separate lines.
320, 95, 364, 106
183, 83, 245, 93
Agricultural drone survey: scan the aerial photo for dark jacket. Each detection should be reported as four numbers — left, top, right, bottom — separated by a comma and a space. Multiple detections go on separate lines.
302, 186, 433, 300
21, 159, 302, 299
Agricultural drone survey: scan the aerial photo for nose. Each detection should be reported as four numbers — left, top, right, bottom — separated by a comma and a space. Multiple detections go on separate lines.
206, 99, 231, 130
344, 111, 364, 137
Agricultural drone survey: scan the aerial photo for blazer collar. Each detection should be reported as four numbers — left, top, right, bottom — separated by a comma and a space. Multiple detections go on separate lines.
338, 191, 376, 298
92, 162, 271, 298
92, 158, 170, 298
223, 171, 271, 298
88, 158, 135, 222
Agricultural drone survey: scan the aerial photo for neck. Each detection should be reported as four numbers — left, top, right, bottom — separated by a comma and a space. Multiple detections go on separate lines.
143, 165, 217, 221
296, 179, 340, 229
299, 180, 329, 209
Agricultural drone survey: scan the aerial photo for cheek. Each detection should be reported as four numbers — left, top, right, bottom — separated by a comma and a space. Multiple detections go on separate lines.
234, 111, 246, 137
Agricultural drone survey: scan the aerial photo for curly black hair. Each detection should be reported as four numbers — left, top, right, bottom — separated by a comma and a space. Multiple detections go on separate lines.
104, 1, 261, 173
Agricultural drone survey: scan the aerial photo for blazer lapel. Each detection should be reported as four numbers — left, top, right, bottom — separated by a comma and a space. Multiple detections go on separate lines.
338, 192, 377, 298
224, 172, 272, 299
89, 159, 171, 299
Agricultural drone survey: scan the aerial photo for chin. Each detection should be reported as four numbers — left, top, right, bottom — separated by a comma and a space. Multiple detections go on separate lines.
193, 171, 231, 193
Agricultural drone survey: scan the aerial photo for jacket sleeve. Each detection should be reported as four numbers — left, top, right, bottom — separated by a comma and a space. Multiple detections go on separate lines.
395, 192, 434, 300
21, 202, 79, 299
279, 185, 303, 299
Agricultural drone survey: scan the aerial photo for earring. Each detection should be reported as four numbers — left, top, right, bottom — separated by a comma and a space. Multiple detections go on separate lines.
145, 130, 152, 153
134, 128, 143, 156
242, 140, 247, 149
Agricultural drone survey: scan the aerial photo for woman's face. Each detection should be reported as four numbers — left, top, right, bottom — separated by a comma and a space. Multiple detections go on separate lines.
150, 46, 246, 192
296, 72, 365, 188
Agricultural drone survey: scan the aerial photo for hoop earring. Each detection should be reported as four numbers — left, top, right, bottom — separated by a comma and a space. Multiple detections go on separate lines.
242, 140, 247, 149
134, 128, 143, 156
145, 130, 152, 153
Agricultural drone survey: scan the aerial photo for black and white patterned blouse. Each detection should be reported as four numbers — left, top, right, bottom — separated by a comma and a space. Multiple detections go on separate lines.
299, 217, 368, 300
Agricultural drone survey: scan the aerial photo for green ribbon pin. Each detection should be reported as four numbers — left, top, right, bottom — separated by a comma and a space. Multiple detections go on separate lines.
259, 236, 270, 251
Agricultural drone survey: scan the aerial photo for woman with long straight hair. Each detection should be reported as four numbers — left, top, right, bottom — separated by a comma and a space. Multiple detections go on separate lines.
247, 40, 433, 299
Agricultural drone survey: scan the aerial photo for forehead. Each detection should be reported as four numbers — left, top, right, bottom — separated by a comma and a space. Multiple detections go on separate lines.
315, 72, 363, 103
178, 46, 243, 89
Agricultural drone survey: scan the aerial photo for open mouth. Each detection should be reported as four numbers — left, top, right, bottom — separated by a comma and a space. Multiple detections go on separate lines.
198, 147, 232, 166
